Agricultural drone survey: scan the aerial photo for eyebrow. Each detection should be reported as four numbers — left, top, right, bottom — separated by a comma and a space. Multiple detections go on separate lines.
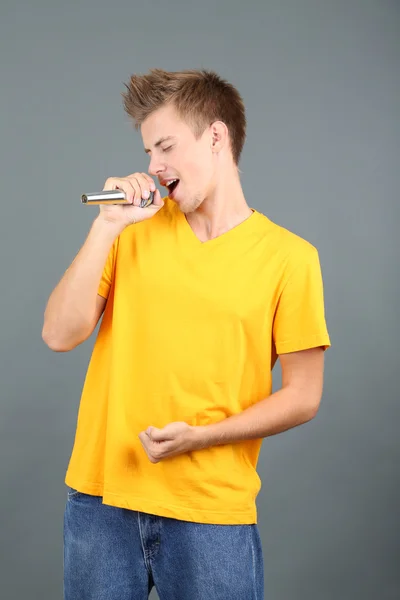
144, 136, 175, 154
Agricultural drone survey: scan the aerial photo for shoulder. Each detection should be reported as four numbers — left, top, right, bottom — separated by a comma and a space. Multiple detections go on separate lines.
255, 211, 319, 268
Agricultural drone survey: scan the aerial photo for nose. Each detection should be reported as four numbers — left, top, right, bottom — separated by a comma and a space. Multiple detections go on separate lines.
148, 155, 166, 178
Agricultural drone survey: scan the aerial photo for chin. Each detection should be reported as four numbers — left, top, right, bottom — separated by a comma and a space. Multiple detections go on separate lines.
173, 191, 204, 214
186, 194, 204, 214
178, 201, 190, 214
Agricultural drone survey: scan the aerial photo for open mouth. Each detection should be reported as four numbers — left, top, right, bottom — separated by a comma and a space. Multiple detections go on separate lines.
166, 179, 180, 197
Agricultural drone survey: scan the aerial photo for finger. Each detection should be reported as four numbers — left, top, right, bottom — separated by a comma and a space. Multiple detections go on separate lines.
140, 173, 156, 192
139, 189, 162, 209
152, 188, 164, 207
103, 178, 135, 203
139, 432, 151, 450
121, 181, 135, 204
149, 441, 174, 460
103, 177, 127, 191
127, 172, 154, 189
148, 427, 174, 442
131, 173, 153, 205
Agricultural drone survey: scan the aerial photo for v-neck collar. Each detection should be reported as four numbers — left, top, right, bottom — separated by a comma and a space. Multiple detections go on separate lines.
174, 203, 261, 249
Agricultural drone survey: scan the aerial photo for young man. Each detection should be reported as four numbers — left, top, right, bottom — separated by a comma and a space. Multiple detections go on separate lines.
42, 68, 331, 600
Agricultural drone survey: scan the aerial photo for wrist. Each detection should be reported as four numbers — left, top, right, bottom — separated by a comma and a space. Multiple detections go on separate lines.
93, 215, 125, 238
191, 425, 213, 450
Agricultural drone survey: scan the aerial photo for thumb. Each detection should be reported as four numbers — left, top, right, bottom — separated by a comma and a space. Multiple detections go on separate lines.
146, 188, 164, 209
147, 426, 171, 442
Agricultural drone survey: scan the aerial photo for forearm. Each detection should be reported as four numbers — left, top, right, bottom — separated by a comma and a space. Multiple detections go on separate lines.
139, 350, 325, 463
197, 386, 320, 448
42, 216, 122, 350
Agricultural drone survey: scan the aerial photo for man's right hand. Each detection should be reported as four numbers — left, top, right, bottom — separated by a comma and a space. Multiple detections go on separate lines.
97, 172, 164, 229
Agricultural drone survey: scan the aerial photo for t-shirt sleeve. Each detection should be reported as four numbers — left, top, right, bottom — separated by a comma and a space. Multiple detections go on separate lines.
273, 244, 331, 354
97, 237, 119, 299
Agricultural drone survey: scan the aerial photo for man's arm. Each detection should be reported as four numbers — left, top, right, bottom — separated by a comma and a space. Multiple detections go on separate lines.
139, 347, 325, 462
197, 346, 325, 447
42, 217, 119, 352
42, 172, 164, 353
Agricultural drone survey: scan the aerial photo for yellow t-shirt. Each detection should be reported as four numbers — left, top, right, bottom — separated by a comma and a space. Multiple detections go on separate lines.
65, 197, 330, 525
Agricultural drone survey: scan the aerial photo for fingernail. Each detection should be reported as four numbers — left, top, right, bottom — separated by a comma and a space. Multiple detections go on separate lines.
143, 190, 150, 199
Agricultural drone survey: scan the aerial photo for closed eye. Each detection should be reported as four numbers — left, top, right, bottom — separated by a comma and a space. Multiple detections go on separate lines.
162, 146, 173, 152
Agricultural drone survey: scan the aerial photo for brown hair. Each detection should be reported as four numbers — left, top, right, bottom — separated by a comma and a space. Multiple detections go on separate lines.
121, 68, 246, 165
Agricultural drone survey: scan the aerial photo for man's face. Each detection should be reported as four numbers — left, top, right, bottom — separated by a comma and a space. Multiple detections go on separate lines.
141, 104, 215, 214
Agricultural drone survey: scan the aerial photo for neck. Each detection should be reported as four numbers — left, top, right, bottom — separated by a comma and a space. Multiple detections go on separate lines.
185, 167, 253, 241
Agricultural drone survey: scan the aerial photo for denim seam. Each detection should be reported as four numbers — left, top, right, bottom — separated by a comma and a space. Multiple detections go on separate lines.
250, 526, 258, 600
137, 512, 151, 575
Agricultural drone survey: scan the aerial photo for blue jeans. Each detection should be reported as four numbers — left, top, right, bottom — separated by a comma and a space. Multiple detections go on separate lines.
64, 488, 264, 599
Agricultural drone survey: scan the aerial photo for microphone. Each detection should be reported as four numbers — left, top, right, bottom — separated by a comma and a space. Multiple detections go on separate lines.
81, 190, 154, 208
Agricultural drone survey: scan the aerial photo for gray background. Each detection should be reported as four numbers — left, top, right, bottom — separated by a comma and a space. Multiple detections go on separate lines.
0, 0, 399, 598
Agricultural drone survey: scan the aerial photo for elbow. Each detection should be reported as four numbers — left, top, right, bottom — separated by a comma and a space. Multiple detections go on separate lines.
306, 393, 322, 421
43, 341, 71, 353
41, 325, 83, 352
307, 405, 319, 422
287, 383, 322, 424
42, 330, 70, 352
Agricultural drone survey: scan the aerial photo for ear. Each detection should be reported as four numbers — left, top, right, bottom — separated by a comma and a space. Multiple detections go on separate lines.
210, 121, 228, 154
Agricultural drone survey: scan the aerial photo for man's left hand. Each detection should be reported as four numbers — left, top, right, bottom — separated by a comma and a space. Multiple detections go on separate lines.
138, 421, 205, 463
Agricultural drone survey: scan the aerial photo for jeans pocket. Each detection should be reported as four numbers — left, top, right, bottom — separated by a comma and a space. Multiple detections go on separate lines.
67, 487, 82, 499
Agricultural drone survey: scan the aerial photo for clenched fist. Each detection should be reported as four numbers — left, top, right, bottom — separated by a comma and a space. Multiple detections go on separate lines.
98, 172, 164, 229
